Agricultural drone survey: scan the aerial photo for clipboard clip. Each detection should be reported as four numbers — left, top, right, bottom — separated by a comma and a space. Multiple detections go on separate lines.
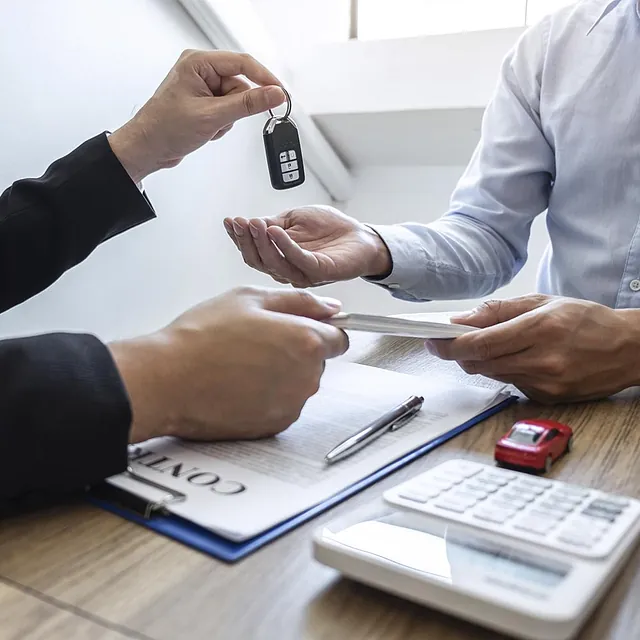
93, 466, 187, 520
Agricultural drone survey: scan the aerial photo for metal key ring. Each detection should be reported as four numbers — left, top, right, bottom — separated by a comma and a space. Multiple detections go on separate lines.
268, 86, 292, 121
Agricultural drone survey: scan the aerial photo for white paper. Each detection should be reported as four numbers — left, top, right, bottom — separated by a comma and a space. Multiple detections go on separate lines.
327, 312, 474, 339
108, 362, 509, 541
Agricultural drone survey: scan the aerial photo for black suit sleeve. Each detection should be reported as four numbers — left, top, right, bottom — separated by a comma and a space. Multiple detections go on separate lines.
0, 134, 156, 511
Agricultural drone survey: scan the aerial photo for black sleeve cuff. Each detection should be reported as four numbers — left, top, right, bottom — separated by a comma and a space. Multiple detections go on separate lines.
0, 133, 156, 311
0, 333, 131, 507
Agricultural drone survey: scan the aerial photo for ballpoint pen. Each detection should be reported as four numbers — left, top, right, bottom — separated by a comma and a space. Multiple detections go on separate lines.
324, 395, 424, 464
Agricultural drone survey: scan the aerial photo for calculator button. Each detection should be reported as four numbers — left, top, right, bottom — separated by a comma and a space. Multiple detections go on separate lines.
397, 490, 432, 504
596, 495, 630, 508
518, 477, 552, 489
280, 160, 298, 172
466, 482, 498, 494
588, 499, 625, 515
514, 482, 547, 495
513, 518, 555, 535
433, 499, 469, 514
555, 485, 591, 499
478, 473, 510, 487
488, 500, 524, 512
473, 508, 514, 524
581, 508, 617, 523
504, 490, 537, 503
279, 152, 288, 162
474, 477, 501, 492
570, 516, 610, 533
546, 492, 583, 507
539, 500, 575, 514
447, 491, 479, 506
528, 509, 565, 522
404, 485, 442, 499
457, 486, 489, 500
559, 526, 602, 543
431, 473, 464, 486
494, 495, 528, 509
557, 532, 594, 548
447, 460, 483, 476
288, 150, 297, 160
282, 171, 300, 183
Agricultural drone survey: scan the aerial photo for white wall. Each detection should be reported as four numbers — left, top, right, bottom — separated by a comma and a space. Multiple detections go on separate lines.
0, 0, 330, 341
332, 165, 550, 314
292, 28, 524, 115
249, 0, 350, 53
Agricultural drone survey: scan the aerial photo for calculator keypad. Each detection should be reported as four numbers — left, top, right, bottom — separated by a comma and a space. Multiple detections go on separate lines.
384, 459, 640, 559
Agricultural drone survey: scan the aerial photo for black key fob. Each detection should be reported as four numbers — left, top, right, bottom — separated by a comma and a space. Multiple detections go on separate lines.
263, 89, 305, 190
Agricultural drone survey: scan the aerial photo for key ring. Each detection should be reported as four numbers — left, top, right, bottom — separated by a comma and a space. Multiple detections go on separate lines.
268, 86, 292, 121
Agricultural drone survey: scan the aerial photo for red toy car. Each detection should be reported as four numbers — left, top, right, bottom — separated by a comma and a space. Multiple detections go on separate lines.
494, 419, 574, 473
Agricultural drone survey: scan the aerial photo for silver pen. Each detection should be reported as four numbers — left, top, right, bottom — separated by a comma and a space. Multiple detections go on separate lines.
325, 395, 424, 464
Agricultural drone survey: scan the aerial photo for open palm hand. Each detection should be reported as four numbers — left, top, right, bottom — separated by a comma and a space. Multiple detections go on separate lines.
224, 205, 390, 287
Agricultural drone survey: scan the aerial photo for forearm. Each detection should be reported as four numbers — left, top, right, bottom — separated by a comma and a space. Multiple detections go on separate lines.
0, 133, 155, 312
366, 212, 526, 302
0, 333, 132, 512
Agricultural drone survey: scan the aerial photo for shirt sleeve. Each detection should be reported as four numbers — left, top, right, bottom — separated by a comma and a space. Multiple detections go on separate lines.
365, 19, 555, 302
0, 333, 131, 512
0, 132, 155, 313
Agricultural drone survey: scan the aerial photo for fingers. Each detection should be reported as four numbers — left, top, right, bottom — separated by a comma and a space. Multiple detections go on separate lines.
255, 288, 342, 319
186, 50, 282, 90
425, 312, 540, 362
230, 217, 265, 270
450, 295, 552, 328
267, 226, 319, 274
311, 323, 350, 360
212, 123, 233, 141
248, 218, 309, 285
213, 85, 285, 126
223, 218, 240, 249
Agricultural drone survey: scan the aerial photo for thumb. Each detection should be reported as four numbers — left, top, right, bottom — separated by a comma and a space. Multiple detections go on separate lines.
254, 288, 342, 320
451, 295, 550, 328
214, 85, 285, 125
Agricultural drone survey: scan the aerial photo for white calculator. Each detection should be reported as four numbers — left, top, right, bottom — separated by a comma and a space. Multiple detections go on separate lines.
313, 459, 640, 640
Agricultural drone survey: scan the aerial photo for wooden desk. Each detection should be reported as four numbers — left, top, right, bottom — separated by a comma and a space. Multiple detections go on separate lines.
2, 333, 640, 640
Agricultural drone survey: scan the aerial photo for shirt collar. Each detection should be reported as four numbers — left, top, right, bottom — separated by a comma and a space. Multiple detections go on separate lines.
586, 0, 639, 35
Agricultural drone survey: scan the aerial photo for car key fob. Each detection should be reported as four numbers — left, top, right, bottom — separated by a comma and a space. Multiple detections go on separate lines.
263, 88, 305, 190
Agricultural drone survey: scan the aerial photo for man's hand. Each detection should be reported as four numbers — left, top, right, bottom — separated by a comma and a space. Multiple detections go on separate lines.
108, 50, 285, 183
224, 205, 392, 287
425, 294, 640, 403
108, 287, 348, 443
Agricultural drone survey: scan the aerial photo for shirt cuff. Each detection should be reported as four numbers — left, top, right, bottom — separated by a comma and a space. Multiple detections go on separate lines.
106, 131, 144, 192
362, 224, 432, 300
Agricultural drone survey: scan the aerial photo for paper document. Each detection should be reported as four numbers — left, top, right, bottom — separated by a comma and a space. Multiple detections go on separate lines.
108, 362, 509, 541
327, 312, 475, 339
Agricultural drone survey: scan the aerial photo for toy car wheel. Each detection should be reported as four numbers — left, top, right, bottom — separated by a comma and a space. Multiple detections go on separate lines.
544, 455, 553, 474
566, 436, 574, 453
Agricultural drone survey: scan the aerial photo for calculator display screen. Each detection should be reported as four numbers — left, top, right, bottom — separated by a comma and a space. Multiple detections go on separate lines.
332, 513, 570, 593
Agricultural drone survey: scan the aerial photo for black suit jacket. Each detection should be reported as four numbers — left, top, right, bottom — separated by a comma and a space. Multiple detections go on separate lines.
0, 133, 155, 512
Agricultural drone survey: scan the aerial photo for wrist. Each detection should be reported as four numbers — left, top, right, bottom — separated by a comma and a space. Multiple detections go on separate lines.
108, 334, 175, 443
616, 309, 640, 386
108, 120, 172, 184
361, 225, 393, 279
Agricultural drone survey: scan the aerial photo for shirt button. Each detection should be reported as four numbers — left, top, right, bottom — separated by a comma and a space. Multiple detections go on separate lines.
388, 284, 400, 289
630, 279, 640, 292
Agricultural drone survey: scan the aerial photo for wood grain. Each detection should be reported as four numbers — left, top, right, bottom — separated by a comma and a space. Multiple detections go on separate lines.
2, 331, 640, 639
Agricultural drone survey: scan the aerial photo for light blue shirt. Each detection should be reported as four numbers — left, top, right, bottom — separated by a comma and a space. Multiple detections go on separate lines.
370, 0, 640, 309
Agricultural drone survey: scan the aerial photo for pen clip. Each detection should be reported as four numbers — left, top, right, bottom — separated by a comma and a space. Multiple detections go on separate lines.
389, 405, 422, 431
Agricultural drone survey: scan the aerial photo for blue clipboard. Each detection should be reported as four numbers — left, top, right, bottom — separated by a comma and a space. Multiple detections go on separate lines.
90, 395, 517, 563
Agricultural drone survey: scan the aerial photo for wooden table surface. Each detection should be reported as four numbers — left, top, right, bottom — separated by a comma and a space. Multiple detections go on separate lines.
2, 332, 640, 640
